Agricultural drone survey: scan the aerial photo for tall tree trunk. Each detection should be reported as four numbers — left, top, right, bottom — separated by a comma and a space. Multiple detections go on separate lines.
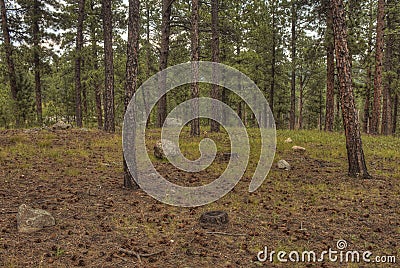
33, 0, 42, 125
157, 0, 173, 128
363, 65, 372, 133
190, 0, 200, 137
102, 0, 115, 132
298, 75, 304, 129
91, 13, 102, 129
75, 0, 85, 128
363, 0, 374, 133
90, 0, 102, 129
393, 93, 398, 134
289, 1, 296, 130
269, 1, 276, 116
82, 59, 88, 119
210, 0, 220, 132
319, 83, 323, 131
0, 0, 19, 126
381, 1, 393, 135
325, 4, 335, 131
331, 0, 371, 179
124, 0, 140, 189
370, 0, 385, 135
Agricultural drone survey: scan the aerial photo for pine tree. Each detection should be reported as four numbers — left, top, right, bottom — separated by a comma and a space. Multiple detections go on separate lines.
0, 0, 19, 126
75, 0, 85, 128
331, 0, 371, 179
102, 0, 115, 132
190, 0, 200, 137
370, 0, 385, 134
123, 0, 140, 189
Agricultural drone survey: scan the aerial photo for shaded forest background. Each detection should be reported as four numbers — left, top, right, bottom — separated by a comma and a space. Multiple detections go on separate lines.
0, 0, 399, 135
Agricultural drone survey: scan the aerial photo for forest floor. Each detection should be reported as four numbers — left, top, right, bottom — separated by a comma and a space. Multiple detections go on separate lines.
0, 128, 399, 267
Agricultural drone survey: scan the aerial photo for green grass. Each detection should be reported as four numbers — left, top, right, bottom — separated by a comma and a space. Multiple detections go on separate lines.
1, 128, 399, 267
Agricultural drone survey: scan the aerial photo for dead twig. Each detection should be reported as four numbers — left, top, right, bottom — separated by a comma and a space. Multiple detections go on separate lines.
0, 211, 17, 214
206, 231, 247, 237
113, 254, 128, 262
118, 248, 164, 263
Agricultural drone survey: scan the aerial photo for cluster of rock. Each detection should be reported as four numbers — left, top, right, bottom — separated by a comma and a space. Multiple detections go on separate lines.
277, 138, 306, 171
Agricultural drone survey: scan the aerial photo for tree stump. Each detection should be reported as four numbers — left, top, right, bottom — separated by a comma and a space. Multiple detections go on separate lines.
199, 211, 229, 226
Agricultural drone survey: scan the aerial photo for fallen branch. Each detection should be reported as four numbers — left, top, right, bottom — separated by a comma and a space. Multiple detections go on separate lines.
118, 248, 164, 263
0, 211, 17, 214
206, 231, 247, 237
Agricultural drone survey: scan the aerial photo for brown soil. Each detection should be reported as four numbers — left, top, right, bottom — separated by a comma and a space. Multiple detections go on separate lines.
0, 129, 398, 267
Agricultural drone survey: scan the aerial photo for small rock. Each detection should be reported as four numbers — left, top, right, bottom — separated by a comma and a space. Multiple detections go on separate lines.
23, 128, 41, 134
51, 121, 72, 130
154, 139, 179, 159
277, 160, 291, 170
284, 138, 293, 143
17, 204, 55, 233
292, 145, 306, 152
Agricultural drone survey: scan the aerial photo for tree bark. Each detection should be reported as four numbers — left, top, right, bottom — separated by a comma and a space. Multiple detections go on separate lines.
210, 0, 220, 132
370, 0, 385, 135
33, 0, 42, 125
381, 1, 393, 136
393, 93, 398, 134
363, 65, 372, 133
157, 0, 173, 128
102, 0, 115, 133
0, 0, 19, 126
75, 0, 85, 128
190, 0, 200, 137
331, 0, 371, 179
289, 1, 296, 130
90, 0, 103, 129
325, 5, 335, 132
298, 74, 304, 129
269, 1, 276, 116
123, 0, 140, 189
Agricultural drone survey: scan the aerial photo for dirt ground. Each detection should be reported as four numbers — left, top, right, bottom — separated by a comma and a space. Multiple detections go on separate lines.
0, 129, 399, 267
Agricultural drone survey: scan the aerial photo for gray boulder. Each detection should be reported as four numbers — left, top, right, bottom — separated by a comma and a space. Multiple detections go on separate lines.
17, 204, 55, 233
51, 121, 72, 130
154, 139, 179, 159
277, 160, 291, 170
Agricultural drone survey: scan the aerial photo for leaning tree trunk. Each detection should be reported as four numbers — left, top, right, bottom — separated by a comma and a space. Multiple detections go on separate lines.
0, 0, 19, 126
210, 0, 220, 132
157, 0, 173, 128
190, 0, 200, 137
102, 0, 115, 133
123, 0, 140, 189
33, 0, 42, 125
331, 0, 371, 179
370, 0, 385, 135
325, 4, 335, 132
75, 0, 85, 128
